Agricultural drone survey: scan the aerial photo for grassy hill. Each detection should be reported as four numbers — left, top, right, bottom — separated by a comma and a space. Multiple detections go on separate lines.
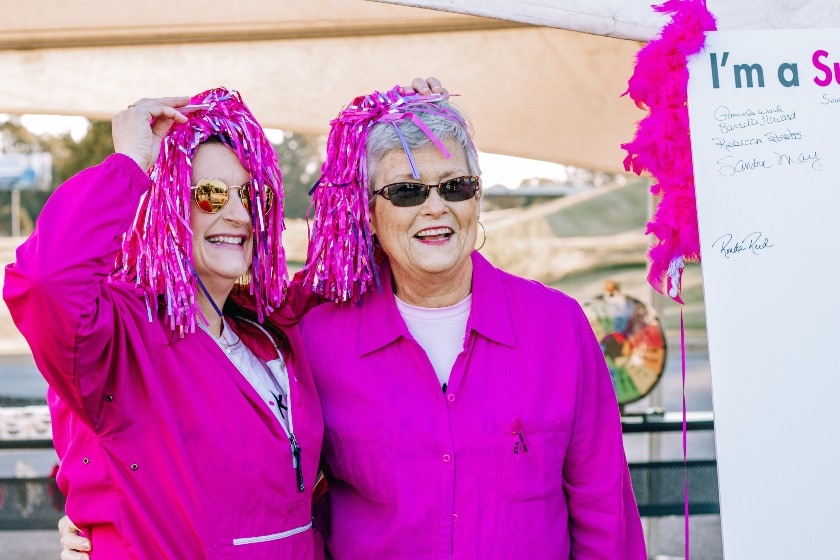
479, 178, 707, 339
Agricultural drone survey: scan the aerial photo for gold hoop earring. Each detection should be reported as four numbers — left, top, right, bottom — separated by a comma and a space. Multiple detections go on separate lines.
475, 221, 486, 251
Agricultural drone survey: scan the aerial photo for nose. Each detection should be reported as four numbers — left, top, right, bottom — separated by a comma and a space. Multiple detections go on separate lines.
222, 187, 251, 224
420, 186, 448, 215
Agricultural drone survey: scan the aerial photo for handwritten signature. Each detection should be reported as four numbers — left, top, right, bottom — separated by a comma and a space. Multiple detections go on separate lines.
717, 156, 772, 176
712, 232, 774, 259
820, 93, 840, 105
775, 150, 822, 171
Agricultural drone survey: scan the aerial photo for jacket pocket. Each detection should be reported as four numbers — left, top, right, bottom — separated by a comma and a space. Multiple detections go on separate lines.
206, 505, 313, 558
232, 521, 312, 545
323, 430, 395, 504
501, 419, 570, 502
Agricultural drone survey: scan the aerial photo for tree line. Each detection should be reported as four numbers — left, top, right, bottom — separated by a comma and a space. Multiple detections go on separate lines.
0, 117, 324, 236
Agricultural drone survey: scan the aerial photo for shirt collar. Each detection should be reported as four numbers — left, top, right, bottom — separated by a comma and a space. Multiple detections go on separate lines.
467, 251, 517, 348
357, 264, 411, 356
356, 251, 517, 357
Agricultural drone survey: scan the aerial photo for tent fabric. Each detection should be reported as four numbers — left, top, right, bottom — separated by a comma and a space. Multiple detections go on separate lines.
0, 0, 638, 172
373, 0, 840, 41
6, 0, 838, 171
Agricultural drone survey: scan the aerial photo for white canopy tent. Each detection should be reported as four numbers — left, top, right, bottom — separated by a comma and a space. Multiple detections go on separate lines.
372, 0, 840, 40
0, 0, 645, 173
4, 0, 840, 169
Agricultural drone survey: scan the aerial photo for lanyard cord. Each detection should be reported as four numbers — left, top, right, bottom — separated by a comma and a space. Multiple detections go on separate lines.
241, 318, 305, 494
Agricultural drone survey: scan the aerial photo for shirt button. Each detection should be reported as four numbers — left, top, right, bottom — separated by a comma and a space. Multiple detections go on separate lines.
442, 454, 451, 462
452, 513, 459, 522
446, 394, 455, 402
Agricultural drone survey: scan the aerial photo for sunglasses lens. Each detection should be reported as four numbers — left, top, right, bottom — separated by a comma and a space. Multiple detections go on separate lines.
440, 176, 479, 202
193, 179, 229, 213
261, 185, 275, 213
387, 183, 427, 207
241, 182, 274, 215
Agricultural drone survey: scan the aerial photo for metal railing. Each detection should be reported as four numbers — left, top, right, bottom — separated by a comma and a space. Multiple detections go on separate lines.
0, 410, 720, 529
623, 411, 720, 517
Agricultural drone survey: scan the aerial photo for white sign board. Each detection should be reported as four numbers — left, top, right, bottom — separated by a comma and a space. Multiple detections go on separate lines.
688, 29, 840, 558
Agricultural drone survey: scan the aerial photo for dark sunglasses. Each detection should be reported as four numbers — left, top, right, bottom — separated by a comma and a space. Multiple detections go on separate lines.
191, 178, 274, 215
373, 175, 480, 208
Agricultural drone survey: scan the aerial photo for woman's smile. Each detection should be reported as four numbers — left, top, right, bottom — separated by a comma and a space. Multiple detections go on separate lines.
414, 226, 454, 243
205, 234, 247, 247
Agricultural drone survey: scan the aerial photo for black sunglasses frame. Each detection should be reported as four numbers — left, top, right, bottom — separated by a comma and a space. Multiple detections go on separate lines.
373, 175, 480, 207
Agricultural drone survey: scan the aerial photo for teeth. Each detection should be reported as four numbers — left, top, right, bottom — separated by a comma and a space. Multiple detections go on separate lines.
416, 227, 452, 237
207, 236, 243, 245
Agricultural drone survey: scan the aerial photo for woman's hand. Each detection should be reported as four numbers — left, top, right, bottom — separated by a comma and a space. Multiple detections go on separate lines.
58, 515, 91, 560
409, 77, 449, 97
112, 96, 191, 172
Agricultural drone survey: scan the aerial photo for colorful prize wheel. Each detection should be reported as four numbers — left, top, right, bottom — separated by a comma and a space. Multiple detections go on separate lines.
583, 282, 667, 406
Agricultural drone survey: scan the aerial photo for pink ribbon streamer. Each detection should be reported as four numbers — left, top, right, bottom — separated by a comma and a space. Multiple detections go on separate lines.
681, 309, 690, 560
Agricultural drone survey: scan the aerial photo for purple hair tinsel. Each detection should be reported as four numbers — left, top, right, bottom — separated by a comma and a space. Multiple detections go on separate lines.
111, 87, 288, 332
302, 85, 462, 302
621, 0, 716, 303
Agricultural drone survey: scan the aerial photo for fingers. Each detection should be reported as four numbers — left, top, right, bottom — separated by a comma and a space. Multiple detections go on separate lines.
58, 515, 91, 559
60, 530, 91, 551
58, 514, 77, 537
122, 97, 191, 132
61, 549, 90, 560
409, 77, 449, 98
112, 96, 190, 171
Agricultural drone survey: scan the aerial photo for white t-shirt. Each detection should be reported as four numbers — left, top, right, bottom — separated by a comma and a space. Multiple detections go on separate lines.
200, 318, 290, 430
395, 295, 472, 387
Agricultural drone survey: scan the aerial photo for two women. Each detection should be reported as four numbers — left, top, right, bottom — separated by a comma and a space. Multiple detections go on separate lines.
41, 81, 646, 559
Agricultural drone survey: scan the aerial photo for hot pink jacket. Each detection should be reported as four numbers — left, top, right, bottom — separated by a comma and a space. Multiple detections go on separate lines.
301, 252, 646, 559
4, 154, 324, 559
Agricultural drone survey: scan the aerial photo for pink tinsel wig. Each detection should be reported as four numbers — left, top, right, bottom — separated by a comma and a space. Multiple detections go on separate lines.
301, 85, 472, 303
111, 87, 288, 331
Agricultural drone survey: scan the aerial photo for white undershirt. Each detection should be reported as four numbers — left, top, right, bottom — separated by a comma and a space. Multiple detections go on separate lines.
200, 318, 291, 430
395, 295, 472, 387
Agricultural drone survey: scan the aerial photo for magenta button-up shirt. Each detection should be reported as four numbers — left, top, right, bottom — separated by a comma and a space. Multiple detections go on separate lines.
302, 252, 646, 559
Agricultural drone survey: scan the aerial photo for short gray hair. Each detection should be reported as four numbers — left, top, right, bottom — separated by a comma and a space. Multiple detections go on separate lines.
365, 99, 481, 192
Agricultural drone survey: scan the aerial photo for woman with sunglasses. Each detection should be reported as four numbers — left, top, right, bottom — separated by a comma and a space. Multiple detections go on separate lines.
298, 86, 647, 559
4, 88, 326, 558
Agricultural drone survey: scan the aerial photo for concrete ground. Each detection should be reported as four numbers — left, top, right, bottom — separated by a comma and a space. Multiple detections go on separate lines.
2, 530, 59, 559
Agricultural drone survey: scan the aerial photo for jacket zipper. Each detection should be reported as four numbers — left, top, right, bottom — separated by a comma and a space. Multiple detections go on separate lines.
244, 319, 304, 494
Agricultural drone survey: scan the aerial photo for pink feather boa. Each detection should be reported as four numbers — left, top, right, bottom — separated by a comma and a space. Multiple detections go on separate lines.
622, 0, 716, 303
